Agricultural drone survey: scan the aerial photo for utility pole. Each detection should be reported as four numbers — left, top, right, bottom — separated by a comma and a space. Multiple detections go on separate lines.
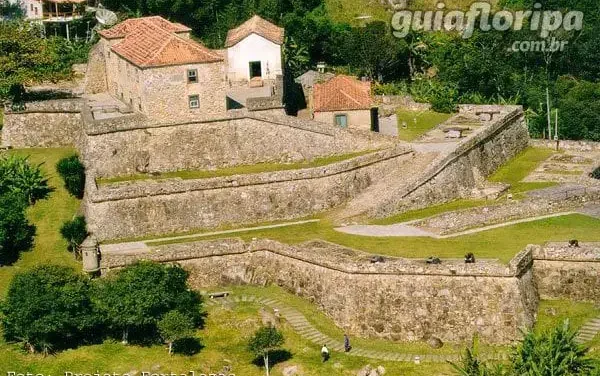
554, 108, 559, 151
546, 87, 552, 141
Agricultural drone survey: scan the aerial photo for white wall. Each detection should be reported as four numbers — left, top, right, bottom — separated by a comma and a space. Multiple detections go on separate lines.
227, 33, 282, 82
21, 0, 43, 20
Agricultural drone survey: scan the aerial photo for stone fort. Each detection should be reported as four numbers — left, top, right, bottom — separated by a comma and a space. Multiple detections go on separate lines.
3, 15, 597, 346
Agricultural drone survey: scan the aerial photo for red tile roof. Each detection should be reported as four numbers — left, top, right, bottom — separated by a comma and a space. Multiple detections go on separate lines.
313, 75, 373, 112
98, 16, 190, 39
225, 15, 284, 47
103, 17, 222, 68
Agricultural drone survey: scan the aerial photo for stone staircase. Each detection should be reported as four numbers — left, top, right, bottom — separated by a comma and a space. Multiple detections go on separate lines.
329, 152, 439, 224
204, 293, 511, 363
576, 316, 600, 344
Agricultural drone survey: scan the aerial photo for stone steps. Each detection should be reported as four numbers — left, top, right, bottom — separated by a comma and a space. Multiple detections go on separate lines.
575, 316, 600, 344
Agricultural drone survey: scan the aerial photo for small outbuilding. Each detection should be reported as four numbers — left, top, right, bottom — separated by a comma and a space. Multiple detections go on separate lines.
312, 75, 377, 131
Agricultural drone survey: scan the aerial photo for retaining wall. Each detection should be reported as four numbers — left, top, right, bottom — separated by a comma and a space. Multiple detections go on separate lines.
85, 147, 414, 240
1, 99, 84, 148
530, 139, 600, 152
372, 106, 529, 218
99, 238, 539, 344
532, 243, 600, 302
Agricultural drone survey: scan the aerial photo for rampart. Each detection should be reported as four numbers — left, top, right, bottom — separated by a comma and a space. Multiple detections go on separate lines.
99, 238, 539, 345
532, 242, 600, 302
1, 99, 84, 148
371, 106, 529, 217
84, 146, 414, 240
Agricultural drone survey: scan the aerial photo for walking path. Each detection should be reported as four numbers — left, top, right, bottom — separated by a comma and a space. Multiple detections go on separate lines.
335, 211, 578, 238
576, 316, 600, 344
204, 294, 510, 363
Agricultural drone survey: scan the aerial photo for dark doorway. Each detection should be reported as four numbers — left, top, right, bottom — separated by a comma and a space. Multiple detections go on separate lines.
249, 61, 262, 78
370, 107, 379, 132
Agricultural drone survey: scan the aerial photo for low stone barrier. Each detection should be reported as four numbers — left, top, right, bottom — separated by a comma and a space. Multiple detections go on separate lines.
98, 238, 538, 345
530, 139, 600, 152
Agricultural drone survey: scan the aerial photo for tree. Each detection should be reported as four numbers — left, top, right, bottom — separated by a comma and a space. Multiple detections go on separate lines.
0, 192, 35, 265
59, 216, 88, 258
512, 320, 595, 376
0, 265, 97, 354
92, 261, 203, 344
157, 310, 195, 355
56, 155, 86, 198
248, 326, 284, 376
0, 154, 51, 204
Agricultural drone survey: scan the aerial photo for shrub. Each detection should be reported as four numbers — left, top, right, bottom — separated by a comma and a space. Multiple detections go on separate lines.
92, 261, 204, 344
0, 154, 51, 204
56, 155, 85, 199
158, 310, 195, 355
0, 265, 97, 354
0, 192, 35, 265
59, 216, 87, 257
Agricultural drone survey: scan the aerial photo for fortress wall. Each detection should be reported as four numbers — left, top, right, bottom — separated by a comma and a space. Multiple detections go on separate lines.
532, 243, 600, 302
83, 112, 396, 178
1, 99, 84, 148
99, 238, 538, 344
530, 139, 600, 152
372, 106, 529, 218
85, 147, 413, 241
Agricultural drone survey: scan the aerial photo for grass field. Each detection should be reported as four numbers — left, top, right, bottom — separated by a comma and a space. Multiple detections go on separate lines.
396, 110, 453, 141
98, 150, 376, 185
489, 147, 557, 193
0, 148, 81, 297
371, 198, 489, 225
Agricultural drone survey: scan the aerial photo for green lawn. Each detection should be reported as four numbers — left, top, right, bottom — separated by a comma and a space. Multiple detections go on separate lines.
396, 110, 453, 142
325, 0, 391, 24
0, 148, 81, 297
98, 150, 376, 185
488, 147, 557, 193
371, 198, 489, 225
151, 214, 600, 264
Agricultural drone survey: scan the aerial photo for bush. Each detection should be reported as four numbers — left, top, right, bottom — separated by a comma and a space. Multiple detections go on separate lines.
92, 261, 204, 344
0, 192, 36, 265
59, 216, 87, 257
0, 154, 51, 204
0, 265, 97, 354
56, 155, 86, 198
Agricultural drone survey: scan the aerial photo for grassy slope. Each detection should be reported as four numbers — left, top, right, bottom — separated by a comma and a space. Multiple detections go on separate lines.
488, 146, 557, 193
371, 198, 488, 225
397, 110, 453, 141
0, 148, 81, 297
98, 150, 376, 185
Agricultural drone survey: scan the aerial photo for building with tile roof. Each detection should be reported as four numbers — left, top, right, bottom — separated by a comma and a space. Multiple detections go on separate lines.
225, 15, 284, 85
99, 15, 227, 121
312, 75, 376, 131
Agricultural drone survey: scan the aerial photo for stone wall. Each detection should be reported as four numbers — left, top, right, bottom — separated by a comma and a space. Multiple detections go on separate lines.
99, 238, 538, 344
530, 139, 600, 152
371, 106, 529, 218
532, 243, 600, 302
82, 110, 396, 178
85, 147, 413, 240
84, 43, 108, 95
1, 99, 84, 148
313, 109, 372, 131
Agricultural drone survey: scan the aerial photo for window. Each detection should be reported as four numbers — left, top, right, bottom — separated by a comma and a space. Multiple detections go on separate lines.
335, 114, 348, 128
187, 69, 198, 83
188, 95, 200, 109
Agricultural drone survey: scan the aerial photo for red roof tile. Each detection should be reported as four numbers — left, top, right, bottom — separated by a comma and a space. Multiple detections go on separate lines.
313, 75, 373, 112
105, 17, 222, 68
225, 15, 284, 47
98, 16, 191, 39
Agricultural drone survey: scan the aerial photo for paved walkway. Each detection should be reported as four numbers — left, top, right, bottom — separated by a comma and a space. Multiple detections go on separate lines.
204, 294, 510, 363
335, 212, 578, 238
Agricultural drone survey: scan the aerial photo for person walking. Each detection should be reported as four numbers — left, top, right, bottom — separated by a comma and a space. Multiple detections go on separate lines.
344, 334, 351, 352
321, 344, 329, 362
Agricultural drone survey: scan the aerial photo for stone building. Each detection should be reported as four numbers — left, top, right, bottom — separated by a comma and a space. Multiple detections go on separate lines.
98, 16, 227, 122
313, 75, 376, 131
225, 15, 284, 87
